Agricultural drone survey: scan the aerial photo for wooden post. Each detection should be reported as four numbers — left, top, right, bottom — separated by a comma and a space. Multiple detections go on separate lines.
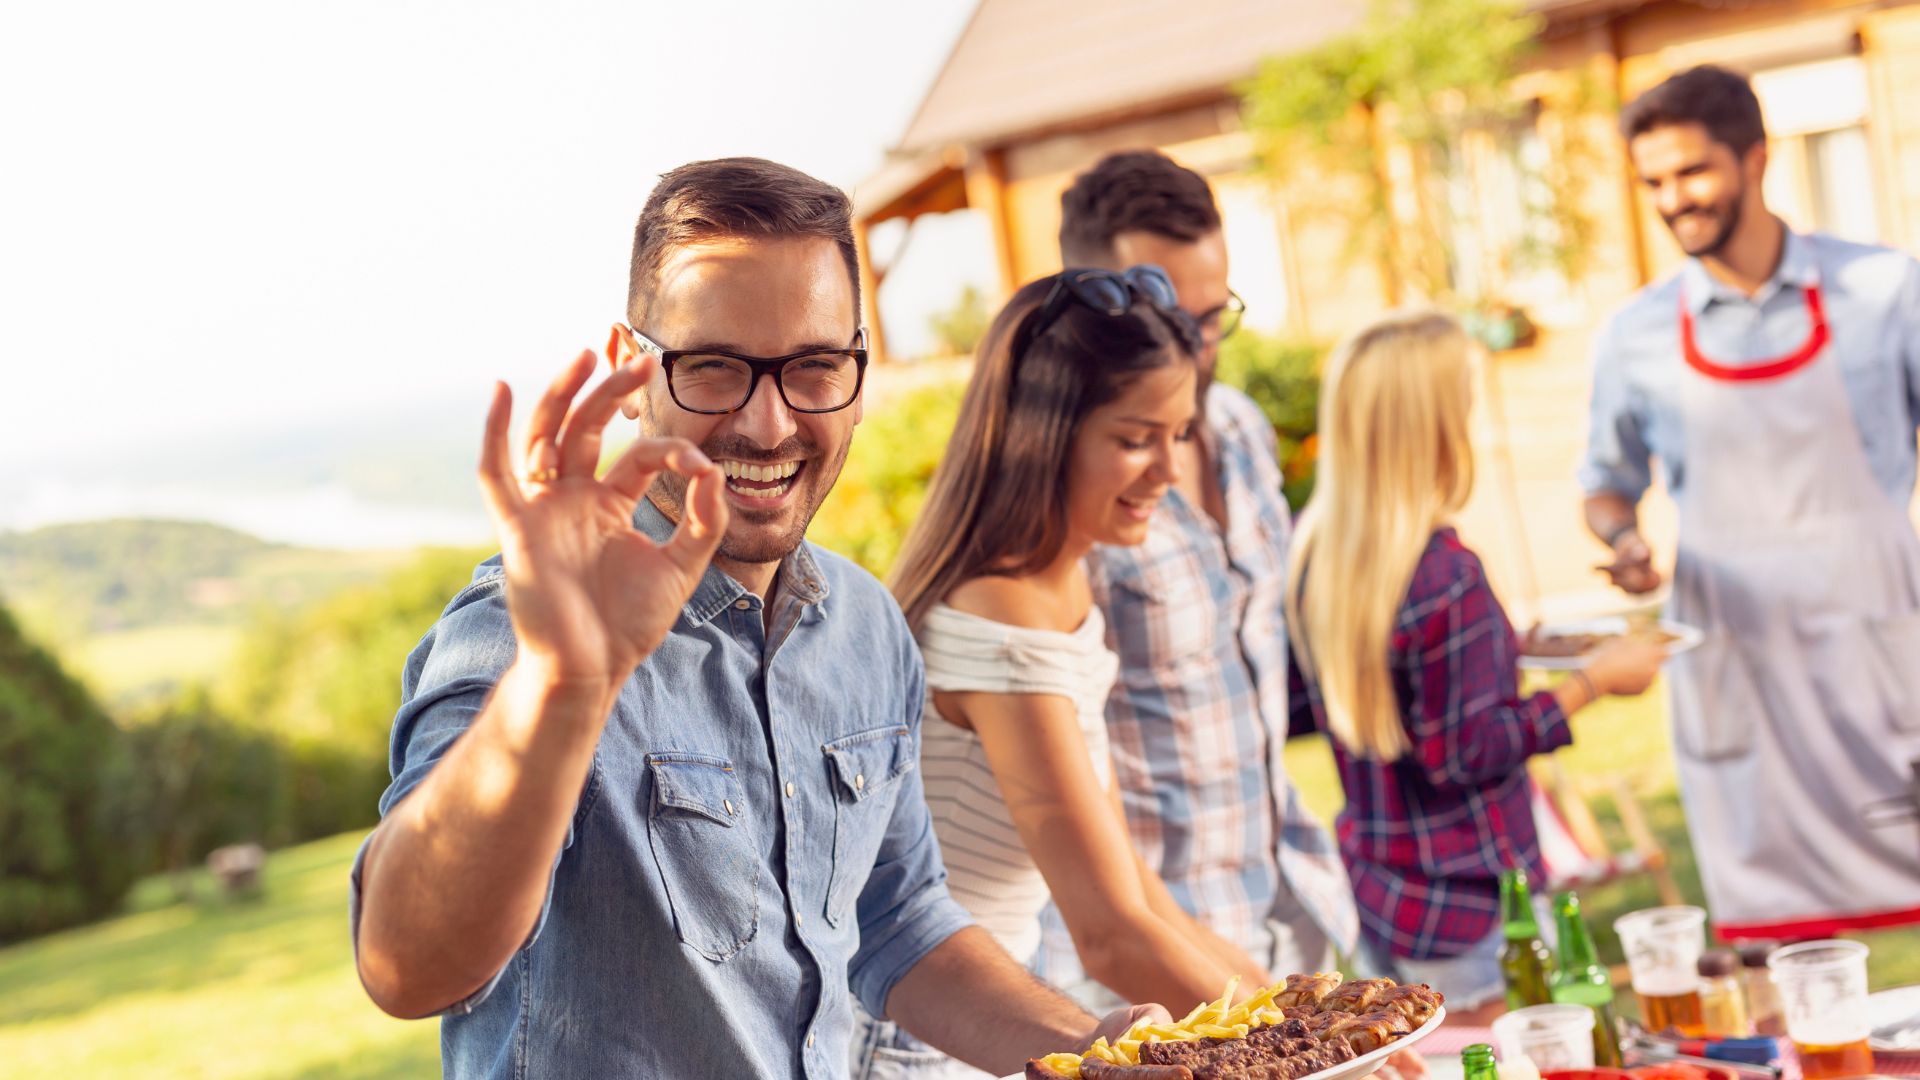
963, 147, 1020, 306
852, 216, 891, 363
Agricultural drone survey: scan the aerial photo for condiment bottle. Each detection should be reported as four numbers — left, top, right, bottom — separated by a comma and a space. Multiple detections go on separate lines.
1738, 940, 1785, 1036
1698, 948, 1752, 1037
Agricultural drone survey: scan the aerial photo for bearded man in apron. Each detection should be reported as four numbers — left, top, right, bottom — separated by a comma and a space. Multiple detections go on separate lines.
1581, 65, 1920, 940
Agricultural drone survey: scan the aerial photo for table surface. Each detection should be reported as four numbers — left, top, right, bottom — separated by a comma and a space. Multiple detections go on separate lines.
1420, 1026, 1920, 1080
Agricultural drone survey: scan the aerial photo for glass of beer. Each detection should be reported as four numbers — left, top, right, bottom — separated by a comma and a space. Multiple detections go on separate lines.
1769, 940, 1874, 1080
1493, 1004, 1598, 1072
1614, 906, 1707, 1036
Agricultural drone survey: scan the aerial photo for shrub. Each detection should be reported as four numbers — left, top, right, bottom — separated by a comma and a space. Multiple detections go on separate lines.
1214, 331, 1325, 510
927, 284, 991, 359
122, 687, 288, 882
809, 379, 967, 578
218, 546, 489, 842
0, 605, 142, 942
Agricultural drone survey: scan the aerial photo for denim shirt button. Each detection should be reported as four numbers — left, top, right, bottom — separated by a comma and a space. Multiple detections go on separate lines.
806, 1032, 815, 1049
785, 781, 796, 798
854, 773, 865, 791
733, 598, 752, 610
795, 911, 804, 927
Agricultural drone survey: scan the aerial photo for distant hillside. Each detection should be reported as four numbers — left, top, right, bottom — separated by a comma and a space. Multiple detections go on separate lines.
0, 519, 411, 703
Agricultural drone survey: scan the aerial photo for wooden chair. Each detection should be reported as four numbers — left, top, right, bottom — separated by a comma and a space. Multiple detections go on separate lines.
1530, 758, 1683, 906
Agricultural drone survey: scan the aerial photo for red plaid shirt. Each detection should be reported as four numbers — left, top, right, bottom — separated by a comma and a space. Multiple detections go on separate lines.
1287, 528, 1570, 960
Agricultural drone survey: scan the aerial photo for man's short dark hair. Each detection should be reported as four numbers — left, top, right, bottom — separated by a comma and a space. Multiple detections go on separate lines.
627, 157, 860, 326
1059, 150, 1223, 266
1620, 65, 1767, 158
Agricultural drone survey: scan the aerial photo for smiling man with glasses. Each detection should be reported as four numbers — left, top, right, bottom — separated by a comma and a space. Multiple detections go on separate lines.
350, 157, 1154, 1079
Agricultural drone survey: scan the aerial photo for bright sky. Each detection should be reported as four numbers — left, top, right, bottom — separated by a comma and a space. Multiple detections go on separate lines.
1, 0, 990, 544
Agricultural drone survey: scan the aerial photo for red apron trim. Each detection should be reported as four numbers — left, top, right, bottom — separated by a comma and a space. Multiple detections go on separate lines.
1714, 901, 1920, 941
1680, 282, 1829, 383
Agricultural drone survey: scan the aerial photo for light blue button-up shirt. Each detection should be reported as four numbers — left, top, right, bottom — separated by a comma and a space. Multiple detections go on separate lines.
1580, 229, 1920, 505
349, 500, 972, 1079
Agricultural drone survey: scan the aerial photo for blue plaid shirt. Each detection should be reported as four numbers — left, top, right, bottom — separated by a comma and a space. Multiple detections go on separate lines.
1041, 384, 1359, 979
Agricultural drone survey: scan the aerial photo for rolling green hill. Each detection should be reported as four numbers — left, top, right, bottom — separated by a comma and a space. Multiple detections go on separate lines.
0, 520, 410, 703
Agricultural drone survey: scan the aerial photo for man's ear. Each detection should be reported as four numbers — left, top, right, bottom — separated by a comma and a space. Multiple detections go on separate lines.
1743, 141, 1769, 188
606, 323, 649, 421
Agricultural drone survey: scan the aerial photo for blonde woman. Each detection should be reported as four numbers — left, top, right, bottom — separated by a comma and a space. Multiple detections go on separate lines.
1284, 312, 1665, 1022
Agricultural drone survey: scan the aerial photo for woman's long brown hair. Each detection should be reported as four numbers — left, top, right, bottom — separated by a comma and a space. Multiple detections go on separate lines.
890, 273, 1196, 631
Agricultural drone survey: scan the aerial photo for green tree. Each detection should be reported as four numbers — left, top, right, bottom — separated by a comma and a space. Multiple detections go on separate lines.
927, 284, 991, 359
0, 605, 141, 942
123, 687, 287, 894
218, 546, 490, 841
1240, 0, 1593, 307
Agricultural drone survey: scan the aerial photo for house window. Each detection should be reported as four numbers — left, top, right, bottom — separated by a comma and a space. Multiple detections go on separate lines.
1751, 57, 1882, 243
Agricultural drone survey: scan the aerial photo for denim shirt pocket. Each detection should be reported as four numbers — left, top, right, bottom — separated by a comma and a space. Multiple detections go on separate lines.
644, 753, 761, 961
821, 726, 913, 927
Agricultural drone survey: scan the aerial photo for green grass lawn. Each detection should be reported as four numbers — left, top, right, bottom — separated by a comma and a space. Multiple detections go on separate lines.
0, 832, 437, 1080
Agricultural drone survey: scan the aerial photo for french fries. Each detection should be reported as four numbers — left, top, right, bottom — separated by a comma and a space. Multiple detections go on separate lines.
1042, 975, 1319, 1076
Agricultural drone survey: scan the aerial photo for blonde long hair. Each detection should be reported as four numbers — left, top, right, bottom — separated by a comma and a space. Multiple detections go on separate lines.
1285, 311, 1478, 761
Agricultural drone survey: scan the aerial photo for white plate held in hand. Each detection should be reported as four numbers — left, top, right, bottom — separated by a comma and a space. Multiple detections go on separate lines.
1518, 617, 1702, 672
1004, 1006, 1449, 1080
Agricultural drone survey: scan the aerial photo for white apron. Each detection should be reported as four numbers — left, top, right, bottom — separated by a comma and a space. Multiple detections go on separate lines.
1666, 279, 1920, 936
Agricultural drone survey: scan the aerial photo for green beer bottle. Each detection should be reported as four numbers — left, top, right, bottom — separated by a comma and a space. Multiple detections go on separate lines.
1463, 1043, 1499, 1080
1549, 891, 1624, 1067
1500, 868, 1555, 1010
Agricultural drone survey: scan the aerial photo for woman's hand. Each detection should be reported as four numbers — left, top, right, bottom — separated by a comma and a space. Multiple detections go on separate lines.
1583, 636, 1667, 697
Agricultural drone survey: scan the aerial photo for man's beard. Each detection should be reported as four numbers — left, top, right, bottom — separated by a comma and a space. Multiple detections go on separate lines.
1663, 183, 1744, 258
648, 432, 849, 567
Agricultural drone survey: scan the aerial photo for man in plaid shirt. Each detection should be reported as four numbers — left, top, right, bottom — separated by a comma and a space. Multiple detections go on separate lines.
1037, 151, 1360, 991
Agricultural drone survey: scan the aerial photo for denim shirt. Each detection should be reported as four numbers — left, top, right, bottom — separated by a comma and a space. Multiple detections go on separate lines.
349, 500, 972, 1079
1581, 229, 1920, 505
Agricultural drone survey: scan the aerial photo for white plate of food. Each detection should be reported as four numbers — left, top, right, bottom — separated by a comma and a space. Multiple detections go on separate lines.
1518, 616, 1702, 671
1866, 984, 1920, 1053
1014, 973, 1446, 1080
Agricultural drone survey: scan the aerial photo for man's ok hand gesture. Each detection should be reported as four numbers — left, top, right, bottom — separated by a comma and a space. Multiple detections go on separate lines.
477, 350, 729, 691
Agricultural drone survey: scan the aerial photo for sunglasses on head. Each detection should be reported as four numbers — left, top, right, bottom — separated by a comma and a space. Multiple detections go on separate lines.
1019, 265, 1189, 347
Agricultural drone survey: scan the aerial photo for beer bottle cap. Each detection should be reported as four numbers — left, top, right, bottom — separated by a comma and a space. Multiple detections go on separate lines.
1698, 949, 1739, 977
1736, 941, 1780, 968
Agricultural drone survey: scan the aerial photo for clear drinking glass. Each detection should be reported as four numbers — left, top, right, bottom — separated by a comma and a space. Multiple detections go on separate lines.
1493, 1003, 1598, 1072
1614, 906, 1707, 1036
1769, 940, 1874, 1080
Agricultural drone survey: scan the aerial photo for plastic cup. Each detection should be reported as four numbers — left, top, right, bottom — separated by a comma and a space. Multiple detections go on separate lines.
1614, 906, 1708, 1035
1769, 941, 1874, 1080
1613, 906, 1707, 995
1493, 1004, 1598, 1072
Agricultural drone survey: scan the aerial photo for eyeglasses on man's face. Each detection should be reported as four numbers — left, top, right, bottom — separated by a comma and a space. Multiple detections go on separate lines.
627, 327, 869, 415
1192, 290, 1246, 342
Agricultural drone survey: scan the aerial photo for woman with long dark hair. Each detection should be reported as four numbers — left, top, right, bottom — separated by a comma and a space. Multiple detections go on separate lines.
854, 267, 1274, 1078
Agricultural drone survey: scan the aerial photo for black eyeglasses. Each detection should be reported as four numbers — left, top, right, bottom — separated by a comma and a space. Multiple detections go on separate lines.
1020, 265, 1186, 348
629, 327, 868, 415
1196, 290, 1246, 341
